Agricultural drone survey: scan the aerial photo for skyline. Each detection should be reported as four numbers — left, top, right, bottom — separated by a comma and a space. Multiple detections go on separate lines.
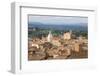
28, 15, 88, 26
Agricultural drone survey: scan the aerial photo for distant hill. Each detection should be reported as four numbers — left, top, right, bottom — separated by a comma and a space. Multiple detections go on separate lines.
28, 22, 88, 31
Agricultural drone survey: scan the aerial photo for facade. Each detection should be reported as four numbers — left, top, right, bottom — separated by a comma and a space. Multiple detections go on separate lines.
74, 43, 80, 52
47, 31, 53, 42
63, 30, 72, 40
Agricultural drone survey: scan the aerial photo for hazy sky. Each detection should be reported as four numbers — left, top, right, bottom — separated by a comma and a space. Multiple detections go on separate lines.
28, 15, 88, 25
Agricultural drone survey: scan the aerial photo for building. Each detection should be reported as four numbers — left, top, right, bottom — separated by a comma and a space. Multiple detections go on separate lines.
47, 31, 53, 42
63, 30, 72, 40
74, 43, 80, 52
52, 40, 61, 46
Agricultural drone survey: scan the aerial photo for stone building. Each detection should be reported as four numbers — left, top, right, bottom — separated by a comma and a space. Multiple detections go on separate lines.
63, 30, 72, 40
51, 40, 61, 46
47, 31, 53, 42
74, 43, 80, 52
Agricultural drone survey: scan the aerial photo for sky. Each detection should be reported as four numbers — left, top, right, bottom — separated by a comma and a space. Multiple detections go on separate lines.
28, 15, 88, 25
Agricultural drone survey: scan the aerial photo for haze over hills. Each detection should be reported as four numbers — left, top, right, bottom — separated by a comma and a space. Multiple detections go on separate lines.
28, 22, 88, 31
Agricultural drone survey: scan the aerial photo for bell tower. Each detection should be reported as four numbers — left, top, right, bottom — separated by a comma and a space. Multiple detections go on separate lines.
47, 31, 53, 42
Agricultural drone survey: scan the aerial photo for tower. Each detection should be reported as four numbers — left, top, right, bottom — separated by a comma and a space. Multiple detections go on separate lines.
70, 30, 72, 35
47, 31, 52, 42
63, 30, 72, 40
